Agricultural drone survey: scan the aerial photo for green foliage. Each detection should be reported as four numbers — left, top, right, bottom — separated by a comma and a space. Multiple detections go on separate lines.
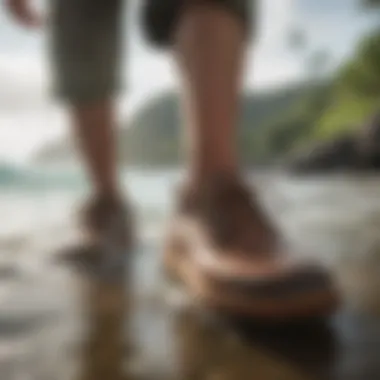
255, 26, 380, 160
310, 28, 380, 141
338, 31, 380, 96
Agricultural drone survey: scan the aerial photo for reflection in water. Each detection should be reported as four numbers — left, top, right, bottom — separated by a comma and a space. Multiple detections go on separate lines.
73, 261, 330, 380
230, 317, 337, 378
173, 309, 314, 380
76, 274, 132, 380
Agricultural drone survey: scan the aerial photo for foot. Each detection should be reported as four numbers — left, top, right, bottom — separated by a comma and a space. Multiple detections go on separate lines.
58, 193, 134, 279
164, 174, 339, 320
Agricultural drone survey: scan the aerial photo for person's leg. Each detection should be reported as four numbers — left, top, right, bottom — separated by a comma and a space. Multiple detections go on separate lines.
174, 2, 247, 182
69, 101, 119, 199
50, 0, 133, 265
143, 0, 339, 318
50, 0, 123, 200
172, 1, 279, 253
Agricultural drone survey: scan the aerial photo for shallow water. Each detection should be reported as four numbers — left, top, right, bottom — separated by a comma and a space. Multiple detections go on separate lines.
1, 171, 380, 379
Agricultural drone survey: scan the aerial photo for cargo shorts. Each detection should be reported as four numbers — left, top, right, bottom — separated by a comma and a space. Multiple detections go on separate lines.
50, 0, 253, 103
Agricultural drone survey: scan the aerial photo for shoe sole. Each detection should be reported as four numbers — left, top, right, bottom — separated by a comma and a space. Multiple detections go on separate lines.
164, 245, 340, 322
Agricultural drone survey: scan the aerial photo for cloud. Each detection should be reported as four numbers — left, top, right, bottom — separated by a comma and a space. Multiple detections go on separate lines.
0, 50, 63, 161
0, 53, 49, 112
0, 111, 64, 161
258, 0, 297, 52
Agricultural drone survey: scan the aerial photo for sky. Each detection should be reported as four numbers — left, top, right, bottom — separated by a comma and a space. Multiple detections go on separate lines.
0, 0, 375, 162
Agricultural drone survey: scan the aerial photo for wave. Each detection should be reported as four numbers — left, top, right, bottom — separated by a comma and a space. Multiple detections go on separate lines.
0, 163, 84, 191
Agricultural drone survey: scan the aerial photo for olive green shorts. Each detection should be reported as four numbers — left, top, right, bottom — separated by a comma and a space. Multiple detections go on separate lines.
50, 0, 253, 103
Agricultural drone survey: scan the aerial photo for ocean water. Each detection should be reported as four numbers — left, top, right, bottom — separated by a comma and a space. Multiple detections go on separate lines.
3, 163, 380, 270
2, 164, 380, 380
0, 165, 179, 240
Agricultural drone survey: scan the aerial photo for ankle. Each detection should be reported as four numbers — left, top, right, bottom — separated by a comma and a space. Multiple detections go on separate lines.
188, 165, 240, 187
93, 186, 123, 204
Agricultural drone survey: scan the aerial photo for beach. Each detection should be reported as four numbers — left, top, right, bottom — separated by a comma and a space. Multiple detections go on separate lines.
1, 169, 380, 379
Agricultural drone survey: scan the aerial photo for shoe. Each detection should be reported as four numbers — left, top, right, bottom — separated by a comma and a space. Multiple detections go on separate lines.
58, 194, 134, 280
164, 174, 339, 321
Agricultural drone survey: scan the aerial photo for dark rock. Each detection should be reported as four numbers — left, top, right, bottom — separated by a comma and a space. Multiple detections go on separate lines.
289, 134, 361, 174
289, 111, 380, 174
356, 111, 380, 169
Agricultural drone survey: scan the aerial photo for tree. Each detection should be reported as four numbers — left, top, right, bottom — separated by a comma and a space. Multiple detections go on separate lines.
339, 29, 380, 96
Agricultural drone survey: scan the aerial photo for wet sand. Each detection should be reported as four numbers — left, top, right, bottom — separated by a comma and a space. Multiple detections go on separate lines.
2, 175, 380, 379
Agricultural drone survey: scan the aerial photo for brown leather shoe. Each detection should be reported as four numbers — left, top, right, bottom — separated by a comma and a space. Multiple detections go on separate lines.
58, 194, 134, 280
164, 175, 339, 320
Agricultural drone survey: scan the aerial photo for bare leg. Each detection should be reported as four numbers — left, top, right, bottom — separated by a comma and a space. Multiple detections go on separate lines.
174, 3, 246, 182
69, 100, 119, 198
